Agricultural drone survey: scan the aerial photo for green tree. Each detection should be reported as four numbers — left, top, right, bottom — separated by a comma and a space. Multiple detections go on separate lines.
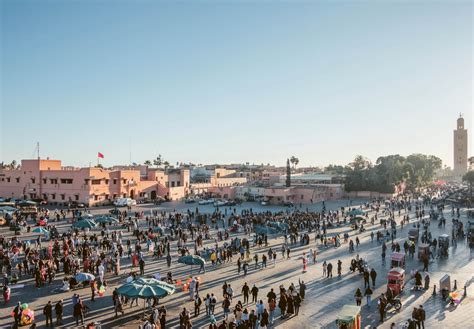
463, 171, 474, 200
144, 160, 152, 166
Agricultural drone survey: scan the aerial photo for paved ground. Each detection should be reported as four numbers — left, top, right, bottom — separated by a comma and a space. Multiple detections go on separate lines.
1, 199, 473, 328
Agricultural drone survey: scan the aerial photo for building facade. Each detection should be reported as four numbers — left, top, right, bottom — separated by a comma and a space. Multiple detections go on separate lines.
0, 159, 190, 206
453, 115, 468, 176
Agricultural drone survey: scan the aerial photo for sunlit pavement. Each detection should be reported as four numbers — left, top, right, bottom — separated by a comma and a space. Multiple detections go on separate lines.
1, 200, 473, 329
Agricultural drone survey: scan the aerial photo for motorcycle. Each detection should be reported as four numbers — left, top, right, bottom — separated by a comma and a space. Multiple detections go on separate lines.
387, 297, 402, 311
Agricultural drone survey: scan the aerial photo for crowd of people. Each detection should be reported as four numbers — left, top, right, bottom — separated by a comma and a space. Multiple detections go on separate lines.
0, 186, 469, 328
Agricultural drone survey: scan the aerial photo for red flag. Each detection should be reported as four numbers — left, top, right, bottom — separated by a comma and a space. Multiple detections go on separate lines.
98, 152, 104, 159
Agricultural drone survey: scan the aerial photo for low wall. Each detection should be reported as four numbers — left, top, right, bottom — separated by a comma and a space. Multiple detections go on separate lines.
345, 191, 396, 199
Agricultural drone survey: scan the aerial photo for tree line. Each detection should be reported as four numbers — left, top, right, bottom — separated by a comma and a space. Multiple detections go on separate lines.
340, 154, 442, 193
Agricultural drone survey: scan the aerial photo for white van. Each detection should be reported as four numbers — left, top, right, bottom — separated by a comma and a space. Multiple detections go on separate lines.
114, 198, 137, 207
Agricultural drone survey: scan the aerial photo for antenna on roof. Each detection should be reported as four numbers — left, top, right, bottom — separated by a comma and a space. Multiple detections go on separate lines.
37, 142, 40, 160
129, 136, 132, 166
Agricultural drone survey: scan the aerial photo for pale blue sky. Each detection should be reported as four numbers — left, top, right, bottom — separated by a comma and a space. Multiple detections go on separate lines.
1, 0, 472, 168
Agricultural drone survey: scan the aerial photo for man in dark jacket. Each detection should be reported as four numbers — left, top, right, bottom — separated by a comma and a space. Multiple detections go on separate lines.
251, 284, 259, 303
364, 270, 370, 288
327, 262, 333, 278
43, 301, 53, 327
55, 300, 63, 325
378, 294, 387, 323
370, 268, 377, 287
267, 288, 276, 303
293, 293, 302, 315
412, 307, 420, 327
242, 282, 250, 304
418, 305, 426, 329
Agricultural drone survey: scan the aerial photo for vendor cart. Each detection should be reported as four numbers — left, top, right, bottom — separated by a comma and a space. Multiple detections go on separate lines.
391, 252, 406, 269
387, 267, 405, 296
336, 305, 361, 329
418, 243, 430, 261
438, 234, 449, 258
409, 228, 419, 243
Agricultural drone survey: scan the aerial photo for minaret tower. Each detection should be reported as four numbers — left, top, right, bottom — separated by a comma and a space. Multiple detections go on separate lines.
453, 114, 468, 176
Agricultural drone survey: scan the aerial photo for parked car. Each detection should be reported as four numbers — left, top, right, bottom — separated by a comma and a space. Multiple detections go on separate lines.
31, 198, 48, 205
69, 201, 86, 209
114, 198, 136, 207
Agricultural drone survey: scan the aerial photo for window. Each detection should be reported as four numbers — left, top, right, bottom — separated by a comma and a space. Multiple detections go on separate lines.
6, 178, 10, 182
51, 194, 56, 200
94, 195, 98, 201
301, 195, 304, 200
91, 179, 101, 185
43, 179, 47, 184
122, 179, 126, 184
31, 178, 36, 184
61, 194, 65, 200
60, 179, 73, 184
50, 179, 58, 184
16, 178, 20, 183
113, 179, 117, 184
84, 179, 89, 185
75, 195, 79, 201
171, 181, 175, 187
177, 181, 181, 187
105, 179, 109, 184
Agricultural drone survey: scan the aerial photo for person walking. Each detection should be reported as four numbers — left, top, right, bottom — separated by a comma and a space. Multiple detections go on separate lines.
222, 297, 231, 320
74, 299, 85, 326
354, 288, 362, 306
363, 270, 370, 288
418, 305, 426, 329
114, 297, 124, 317
90, 279, 97, 302
294, 293, 302, 315
298, 279, 306, 300
322, 261, 327, 277
278, 292, 287, 319
194, 294, 202, 317
43, 301, 53, 327
337, 260, 342, 276
139, 258, 145, 275
242, 282, 250, 304
55, 300, 63, 326
370, 268, 377, 287
412, 307, 420, 329
243, 262, 249, 276
260, 309, 269, 328
378, 295, 387, 323
251, 284, 259, 303
327, 262, 333, 278
286, 294, 294, 317
364, 286, 373, 307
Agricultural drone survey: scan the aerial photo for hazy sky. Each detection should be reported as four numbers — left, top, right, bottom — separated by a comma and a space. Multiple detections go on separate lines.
1, 0, 472, 168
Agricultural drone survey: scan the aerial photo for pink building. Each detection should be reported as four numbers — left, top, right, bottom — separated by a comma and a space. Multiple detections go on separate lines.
0, 159, 190, 206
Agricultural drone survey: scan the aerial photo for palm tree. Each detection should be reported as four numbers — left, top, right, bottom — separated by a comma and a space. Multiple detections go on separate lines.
290, 156, 300, 170
163, 161, 170, 170
153, 155, 163, 168
9, 160, 17, 170
144, 160, 152, 166
463, 171, 474, 200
